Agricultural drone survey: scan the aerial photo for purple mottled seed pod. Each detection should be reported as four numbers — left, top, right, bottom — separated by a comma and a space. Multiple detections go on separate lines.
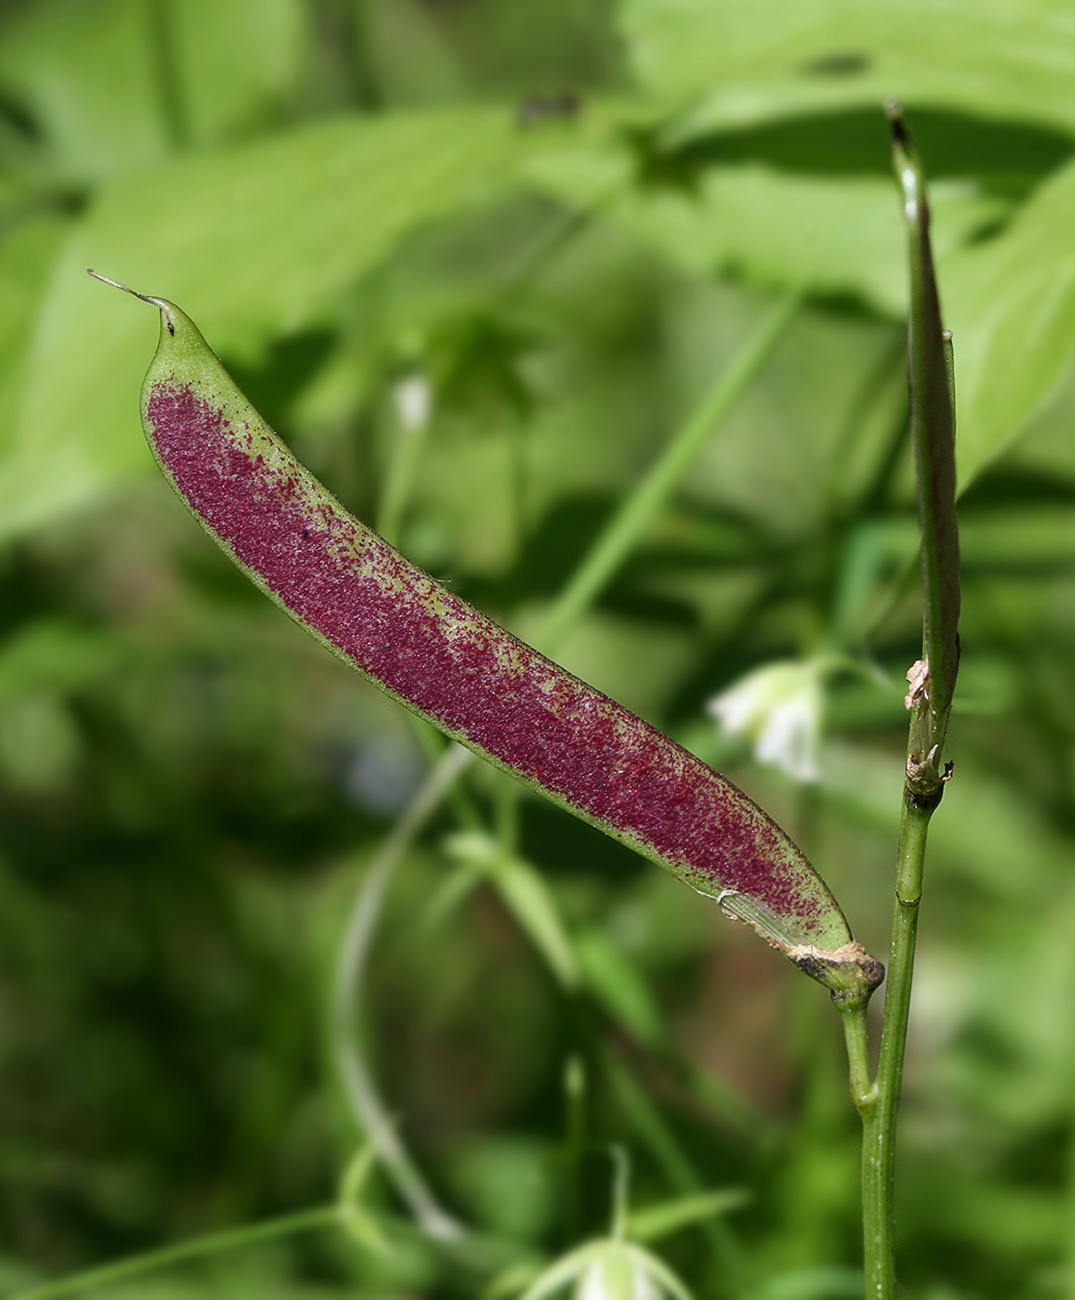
90, 272, 883, 1004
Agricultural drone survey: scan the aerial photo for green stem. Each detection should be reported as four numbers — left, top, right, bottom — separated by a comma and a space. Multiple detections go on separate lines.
331, 744, 471, 1240
839, 1000, 872, 1114
857, 793, 935, 1300
535, 289, 800, 656
605, 1049, 748, 1296
11, 1206, 339, 1300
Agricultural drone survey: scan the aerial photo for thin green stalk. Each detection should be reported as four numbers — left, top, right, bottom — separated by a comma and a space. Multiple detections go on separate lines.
852, 796, 935, 1300
13, 1195, 528, 1300
11, 1205, 339, 1300
604, 1049, 748, 1297
331, 743, 472, 1240
840, 1001, 872, 1114
536, 289, 800, 657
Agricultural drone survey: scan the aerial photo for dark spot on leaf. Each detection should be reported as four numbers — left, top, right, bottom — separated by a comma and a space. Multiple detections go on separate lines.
802, 51, 871, 77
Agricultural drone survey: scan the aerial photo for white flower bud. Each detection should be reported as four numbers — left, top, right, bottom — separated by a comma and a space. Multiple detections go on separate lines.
708, 660, 825, 783
573, 1243, 667, 1300
393, 373, 432, 432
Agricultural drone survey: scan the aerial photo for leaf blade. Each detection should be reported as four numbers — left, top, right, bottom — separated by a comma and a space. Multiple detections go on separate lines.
3, 106, 560, 537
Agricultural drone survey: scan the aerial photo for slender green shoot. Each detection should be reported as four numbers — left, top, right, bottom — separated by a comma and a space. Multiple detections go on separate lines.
840, 101, 961, 1300
858, 798, 934, 1299
331, 744, 473, 1240
536, 289, 800, 657
9, 1206, 339, 1300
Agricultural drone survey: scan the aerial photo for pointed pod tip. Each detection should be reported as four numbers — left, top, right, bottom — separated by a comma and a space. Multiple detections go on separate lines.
88, 268, 154, 303
87, 270, 178, 335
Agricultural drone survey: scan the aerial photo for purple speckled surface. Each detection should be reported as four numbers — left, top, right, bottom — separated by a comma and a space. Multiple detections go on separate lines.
145, 382, 841, 941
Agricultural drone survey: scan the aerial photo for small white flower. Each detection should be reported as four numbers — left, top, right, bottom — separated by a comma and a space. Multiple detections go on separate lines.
575, 1256, 621, 1300
574, 1249, 663, 1300
522, 1240, 690, 1300
392, 373, 432, 431
708, 660, 826, 783
518, 1151, 692, 1300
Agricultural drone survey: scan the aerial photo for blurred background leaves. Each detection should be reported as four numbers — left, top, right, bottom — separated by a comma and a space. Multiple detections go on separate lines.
3, 1, 1075, 1297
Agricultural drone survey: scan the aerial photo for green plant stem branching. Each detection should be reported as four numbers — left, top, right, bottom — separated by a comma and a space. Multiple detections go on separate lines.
840, 103, 961, 1300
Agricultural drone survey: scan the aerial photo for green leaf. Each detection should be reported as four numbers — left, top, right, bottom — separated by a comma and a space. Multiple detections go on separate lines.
576, 927, 663, 1045
493, 856, 580, 991
0, 215, 67, 473
0, 0, 308, 180
626, 1190, 749, 1243
1, 107, 562, 538
616, 0, 1075, 491
748, 1266, 867, 1300
0, 0, 172, 182
529, 137, 1004, 318
620, 0, 1075, 136
359, 0, 467, 105
167, 0, 309, 147
943, 154, 1075, 487
445, 832, 580, 989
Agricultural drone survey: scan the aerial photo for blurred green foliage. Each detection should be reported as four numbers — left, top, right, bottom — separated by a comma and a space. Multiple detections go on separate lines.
2, 1, 1075, 1297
